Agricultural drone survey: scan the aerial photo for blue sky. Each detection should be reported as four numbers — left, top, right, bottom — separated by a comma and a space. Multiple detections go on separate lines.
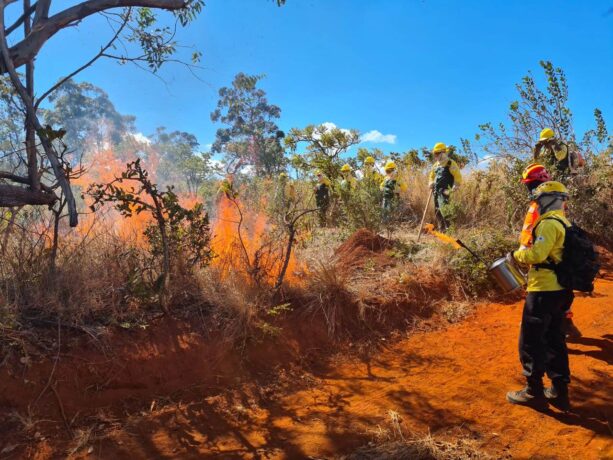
18, 0, 613, 156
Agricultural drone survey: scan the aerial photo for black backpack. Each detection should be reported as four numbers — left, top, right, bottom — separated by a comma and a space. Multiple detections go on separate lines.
533, 217, 600, 292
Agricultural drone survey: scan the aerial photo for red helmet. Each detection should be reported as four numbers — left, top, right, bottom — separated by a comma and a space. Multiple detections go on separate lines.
521, 163, 551, 184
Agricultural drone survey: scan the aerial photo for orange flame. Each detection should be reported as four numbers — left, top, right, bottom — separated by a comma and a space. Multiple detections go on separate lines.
423, 223, 462, 249
211, 196, 302, 286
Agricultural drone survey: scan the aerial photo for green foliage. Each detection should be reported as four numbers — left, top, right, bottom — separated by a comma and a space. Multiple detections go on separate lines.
87, 159, 213, 283
43, 80, 135, 155
566, 151, 613, 248
267, 302, 292, 317
446, 230, 518, 296
211, 73, 285, 175
421, 145, 469, 168
151, 127, 218, 195
467, 60, 607, 159
125, 1, 204, 71
338, 178, 384, 231
284, 123, 360, 179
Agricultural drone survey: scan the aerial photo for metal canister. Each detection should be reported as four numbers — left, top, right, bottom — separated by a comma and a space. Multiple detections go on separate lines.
489, 257, 527, 293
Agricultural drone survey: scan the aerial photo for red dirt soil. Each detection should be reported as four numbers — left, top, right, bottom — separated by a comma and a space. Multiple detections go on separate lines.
334, 228, 395, 272
1, 276, 612, 458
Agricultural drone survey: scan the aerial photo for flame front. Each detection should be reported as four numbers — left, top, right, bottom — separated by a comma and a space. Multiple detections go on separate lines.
211, 196, 301, 286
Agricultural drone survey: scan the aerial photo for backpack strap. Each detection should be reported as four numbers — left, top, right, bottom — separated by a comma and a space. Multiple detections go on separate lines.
532, 216, 569, 270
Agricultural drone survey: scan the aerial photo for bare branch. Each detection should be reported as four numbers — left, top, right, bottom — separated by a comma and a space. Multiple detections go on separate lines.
33, 0, 51, 24
4, 2, 37, 36
35, 8, 131, 107
0, 184, 56, 206
0, 170, 54, 193
3, 0, 187, 72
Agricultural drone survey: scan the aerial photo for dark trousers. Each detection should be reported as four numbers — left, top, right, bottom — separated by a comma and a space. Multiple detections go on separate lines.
433, 190, 449, 231
519, 290, 574, 388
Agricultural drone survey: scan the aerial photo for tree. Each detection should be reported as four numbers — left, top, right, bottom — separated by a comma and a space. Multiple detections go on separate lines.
210, 72, 285, 176
43, 80, 135, 155
151, 127, 217, 195
284, 123, 360, 179
465, 60, 607, 160
88, 158, 212, 312
0, 0, 206, 226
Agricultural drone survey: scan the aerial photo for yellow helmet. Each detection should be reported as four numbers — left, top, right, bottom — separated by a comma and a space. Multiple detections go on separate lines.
533, 181, 569, 200
279, 172, 288, 179
432, 142, 447, 154
364, 156, 376, 165
539, 128, 555, 142
341, 163, 352, 173
384, 161, 397, 172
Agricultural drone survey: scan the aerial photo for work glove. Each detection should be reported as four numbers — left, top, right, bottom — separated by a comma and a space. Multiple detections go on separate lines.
506, 251, 516, 264
443, 189, 450, 197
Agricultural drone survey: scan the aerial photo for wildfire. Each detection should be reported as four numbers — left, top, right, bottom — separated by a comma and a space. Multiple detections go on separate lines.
211, 196, 302, 286
46, 142, 303, 287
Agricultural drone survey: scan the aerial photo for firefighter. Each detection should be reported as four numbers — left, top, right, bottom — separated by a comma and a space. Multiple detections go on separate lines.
428, 143, 462, 231
361, 156, 382, 186
339, 163, 356, 199
519, 163, 580, 338
380, 161, 407, 220
507, 181, 573, 411
534, 128, 584, 175
313, 170, 331, 226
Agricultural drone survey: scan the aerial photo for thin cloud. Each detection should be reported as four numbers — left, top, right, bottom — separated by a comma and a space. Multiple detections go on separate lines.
361, 130, 397, 144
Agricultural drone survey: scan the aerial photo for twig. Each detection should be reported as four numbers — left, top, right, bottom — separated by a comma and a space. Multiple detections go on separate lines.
51, 383, 72, 437
30, 318, 61, 409
35, 9, 131, 108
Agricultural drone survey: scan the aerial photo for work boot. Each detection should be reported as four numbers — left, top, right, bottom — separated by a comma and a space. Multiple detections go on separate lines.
506, 385, 546, 407
544, 382, 571, 412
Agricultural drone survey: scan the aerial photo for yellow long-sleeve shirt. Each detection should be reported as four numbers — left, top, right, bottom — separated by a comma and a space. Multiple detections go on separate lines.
428, 158, 463, 187
513, 209, 570, 292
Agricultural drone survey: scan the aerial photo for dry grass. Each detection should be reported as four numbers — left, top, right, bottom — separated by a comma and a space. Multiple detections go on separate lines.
346, 410, 491, 460
303, 261, 357, 337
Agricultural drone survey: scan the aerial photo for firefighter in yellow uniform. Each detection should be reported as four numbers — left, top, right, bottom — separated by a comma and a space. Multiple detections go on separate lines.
313, 170, 331, 226
339, 163, 357, 194
380, 161, 407, 221
506, 181, 573, 411
361, 156, 383, 186
428, 143, 462, 231
520, 163, 580, 338
534, 128, 584, 175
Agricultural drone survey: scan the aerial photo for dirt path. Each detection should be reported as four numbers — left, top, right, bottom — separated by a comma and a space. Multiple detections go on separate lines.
76, 276, 612, 459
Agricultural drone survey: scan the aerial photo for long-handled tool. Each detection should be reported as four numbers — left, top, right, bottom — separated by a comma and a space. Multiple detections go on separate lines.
455, 239, 487, 265
416, 190, 433, 241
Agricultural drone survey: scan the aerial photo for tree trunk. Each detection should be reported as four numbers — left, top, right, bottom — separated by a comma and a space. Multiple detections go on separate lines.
274, 226, 295, 291
24, 0, 39, 192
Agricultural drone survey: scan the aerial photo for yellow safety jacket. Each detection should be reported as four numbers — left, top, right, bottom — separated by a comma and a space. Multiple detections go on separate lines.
513, 209, 570, 292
